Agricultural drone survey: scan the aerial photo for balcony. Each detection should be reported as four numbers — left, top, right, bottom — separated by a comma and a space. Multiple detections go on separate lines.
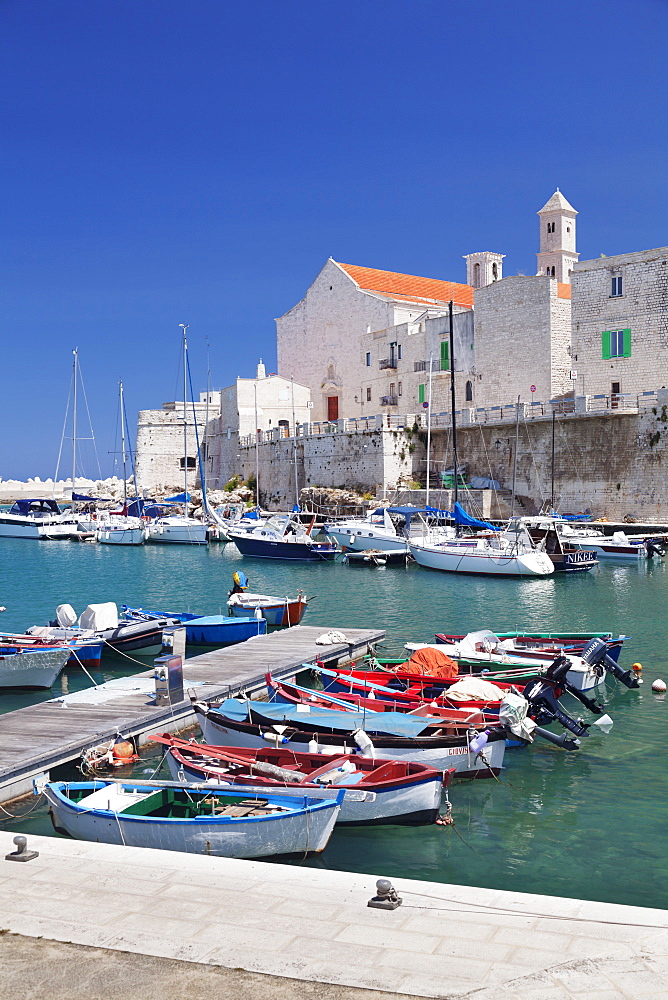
414, 360, 428, 372
379, 358, 398, 370
380, 395, 399, 407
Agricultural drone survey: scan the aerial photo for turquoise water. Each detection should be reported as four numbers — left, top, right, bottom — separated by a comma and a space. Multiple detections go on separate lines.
1, 538, 667, 909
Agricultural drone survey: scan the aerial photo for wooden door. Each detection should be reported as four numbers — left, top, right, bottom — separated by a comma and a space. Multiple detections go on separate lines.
327, 396, 339, 421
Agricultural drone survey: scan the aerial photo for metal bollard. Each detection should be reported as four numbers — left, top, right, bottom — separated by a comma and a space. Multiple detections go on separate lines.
5, 835, 39, 863
368, 878, 402, 910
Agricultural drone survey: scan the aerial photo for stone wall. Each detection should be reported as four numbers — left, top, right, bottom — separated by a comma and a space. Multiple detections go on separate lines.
135, 403, 211, 492
427, 407, 668, 520
237, 428, 414, 509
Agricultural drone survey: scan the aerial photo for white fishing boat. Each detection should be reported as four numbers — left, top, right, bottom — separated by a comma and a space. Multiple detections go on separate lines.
43, 779, 343, 858
0, 647, 70, 688
559, 524, 645, 560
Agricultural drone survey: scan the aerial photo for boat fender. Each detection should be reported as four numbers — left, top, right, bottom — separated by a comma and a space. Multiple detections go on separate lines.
352, 729, 376, 758
308, 737, 319, 754
262, 731, 289, 745
468, 730, 489, 753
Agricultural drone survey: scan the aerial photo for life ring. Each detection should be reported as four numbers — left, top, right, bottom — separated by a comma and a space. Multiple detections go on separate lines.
91, 513, 97, 521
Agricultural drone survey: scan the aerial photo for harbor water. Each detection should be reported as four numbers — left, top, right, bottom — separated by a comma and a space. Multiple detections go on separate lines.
1, 537, 667, 910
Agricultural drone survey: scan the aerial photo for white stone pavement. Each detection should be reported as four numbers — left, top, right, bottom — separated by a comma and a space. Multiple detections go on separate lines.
0, 831, 667, 999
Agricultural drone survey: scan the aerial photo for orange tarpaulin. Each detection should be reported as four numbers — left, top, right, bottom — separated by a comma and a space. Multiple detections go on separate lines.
398, 647, 459, 679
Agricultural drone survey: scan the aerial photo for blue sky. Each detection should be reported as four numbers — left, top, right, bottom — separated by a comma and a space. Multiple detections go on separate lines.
2, 0, 667, 479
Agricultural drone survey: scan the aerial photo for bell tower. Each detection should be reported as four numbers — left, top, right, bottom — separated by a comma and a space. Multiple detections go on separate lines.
463, 251, 505, 289
536, 189, 578, 283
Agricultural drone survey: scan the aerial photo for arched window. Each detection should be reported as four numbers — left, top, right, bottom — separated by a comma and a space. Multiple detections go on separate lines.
492, 262, 498, 280
465, 381, 473, 402
473, 262, 480, 288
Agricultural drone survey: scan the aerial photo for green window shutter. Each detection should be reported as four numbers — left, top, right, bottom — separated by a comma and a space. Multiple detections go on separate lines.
440, 340, 450, 371
602, 331, 611, 359
418, 384, 425, 404
622, 329, 632, 357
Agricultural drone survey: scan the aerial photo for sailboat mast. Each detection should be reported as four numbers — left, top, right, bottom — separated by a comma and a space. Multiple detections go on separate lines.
119, 380, 128, 510
254, 379, 260, 509
291, 376, 299, 508
426, 353, 433, 506
180, 324, 189, 516
448, 301, 459, 510
71, 348, 78, 498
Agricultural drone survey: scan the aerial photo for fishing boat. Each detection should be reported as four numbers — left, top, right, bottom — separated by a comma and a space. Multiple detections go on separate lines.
151, 735, 451, 825
27, 603, 179, 656
0, 632, 103, 668
228, 514, 337, 561
0, 647, 70, 688
0, 499, 79, 540
559, 524, 657, 560
227, 586, 309, 627
42, 779, 343, 858
194, 699, 507, 778
122, 606, 266, 645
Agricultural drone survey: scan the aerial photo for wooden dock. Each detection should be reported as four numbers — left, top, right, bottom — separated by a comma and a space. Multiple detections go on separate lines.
0, 625, 384, 804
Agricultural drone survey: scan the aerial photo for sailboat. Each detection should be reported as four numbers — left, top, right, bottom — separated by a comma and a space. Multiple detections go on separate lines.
408, 304, 554, 578
147, 325, 208, 546
95, 381, 147, 546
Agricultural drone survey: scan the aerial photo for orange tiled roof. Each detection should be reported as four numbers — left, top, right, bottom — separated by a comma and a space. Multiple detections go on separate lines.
336, 261, 473, 308
557, 283, 572, 299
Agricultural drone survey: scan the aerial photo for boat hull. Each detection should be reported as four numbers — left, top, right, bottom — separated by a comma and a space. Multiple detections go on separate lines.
231, 535, 336, 561
44, 782, 340, 858
0, 515, 78, 540
183, 616, 266, 645
409, 540, 554, 576
148, 520, 208, 545
164, 753, 443, 825
227, 598, 307, 627
96, 527, 147, 545
326, 528, 409, 554
0, 648, 69, 688
196, 706, 505, 779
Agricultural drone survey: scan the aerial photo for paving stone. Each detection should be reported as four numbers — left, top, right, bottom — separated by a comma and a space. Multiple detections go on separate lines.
334, 923, 441, 954
279, 935, 385, 966
377, 947, 492, 982
494, 927, 574, 952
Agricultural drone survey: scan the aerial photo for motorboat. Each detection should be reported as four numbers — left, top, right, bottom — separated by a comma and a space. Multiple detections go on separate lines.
122, 605, 266, 645
0, 499, 79, 540
0, 632, 103, 669
228, 514, 337, 561
324, 505, 453, 555
150, 734, 450, 826
43, 779, 343, 858
27, 603, 179, 657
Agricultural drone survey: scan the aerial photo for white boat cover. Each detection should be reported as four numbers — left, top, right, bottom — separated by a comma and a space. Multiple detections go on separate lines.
79, 603, 119, 631
443, 677, 507, 701
458, 630, 504, 656
56, 604, 78, 627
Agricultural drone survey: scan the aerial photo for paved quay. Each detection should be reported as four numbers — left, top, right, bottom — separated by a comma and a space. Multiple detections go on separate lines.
1, 831, 666, 999
0, 625, 383, 803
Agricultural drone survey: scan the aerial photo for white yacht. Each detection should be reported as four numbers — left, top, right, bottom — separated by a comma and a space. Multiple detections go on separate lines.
0, 499, 79, 540
324, 506, 444, 554
95, 514, 148, 546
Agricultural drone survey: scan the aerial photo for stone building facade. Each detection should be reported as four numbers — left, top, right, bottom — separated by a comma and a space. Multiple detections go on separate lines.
275, 259, 474, 423
571, 247, 668, 398
205, 366, 311, 488
472, 277, 573, 408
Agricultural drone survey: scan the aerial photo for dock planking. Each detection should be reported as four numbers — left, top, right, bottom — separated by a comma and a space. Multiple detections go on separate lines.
0, 625, 385, 803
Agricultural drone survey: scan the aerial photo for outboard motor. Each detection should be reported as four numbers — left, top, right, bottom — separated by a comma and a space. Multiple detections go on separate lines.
523, 654, 606, 743
644, 537, 665, 559
581, 637, 641, 689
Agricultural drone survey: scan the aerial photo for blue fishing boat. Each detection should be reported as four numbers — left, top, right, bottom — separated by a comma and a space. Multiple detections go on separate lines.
42, 779, 343, 858
0, 633, 104, 668
122, 606, 266, 645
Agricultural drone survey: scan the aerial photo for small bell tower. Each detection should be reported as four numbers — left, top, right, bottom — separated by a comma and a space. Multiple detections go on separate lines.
536, 189, 578, 283
463, 251, 505, 289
